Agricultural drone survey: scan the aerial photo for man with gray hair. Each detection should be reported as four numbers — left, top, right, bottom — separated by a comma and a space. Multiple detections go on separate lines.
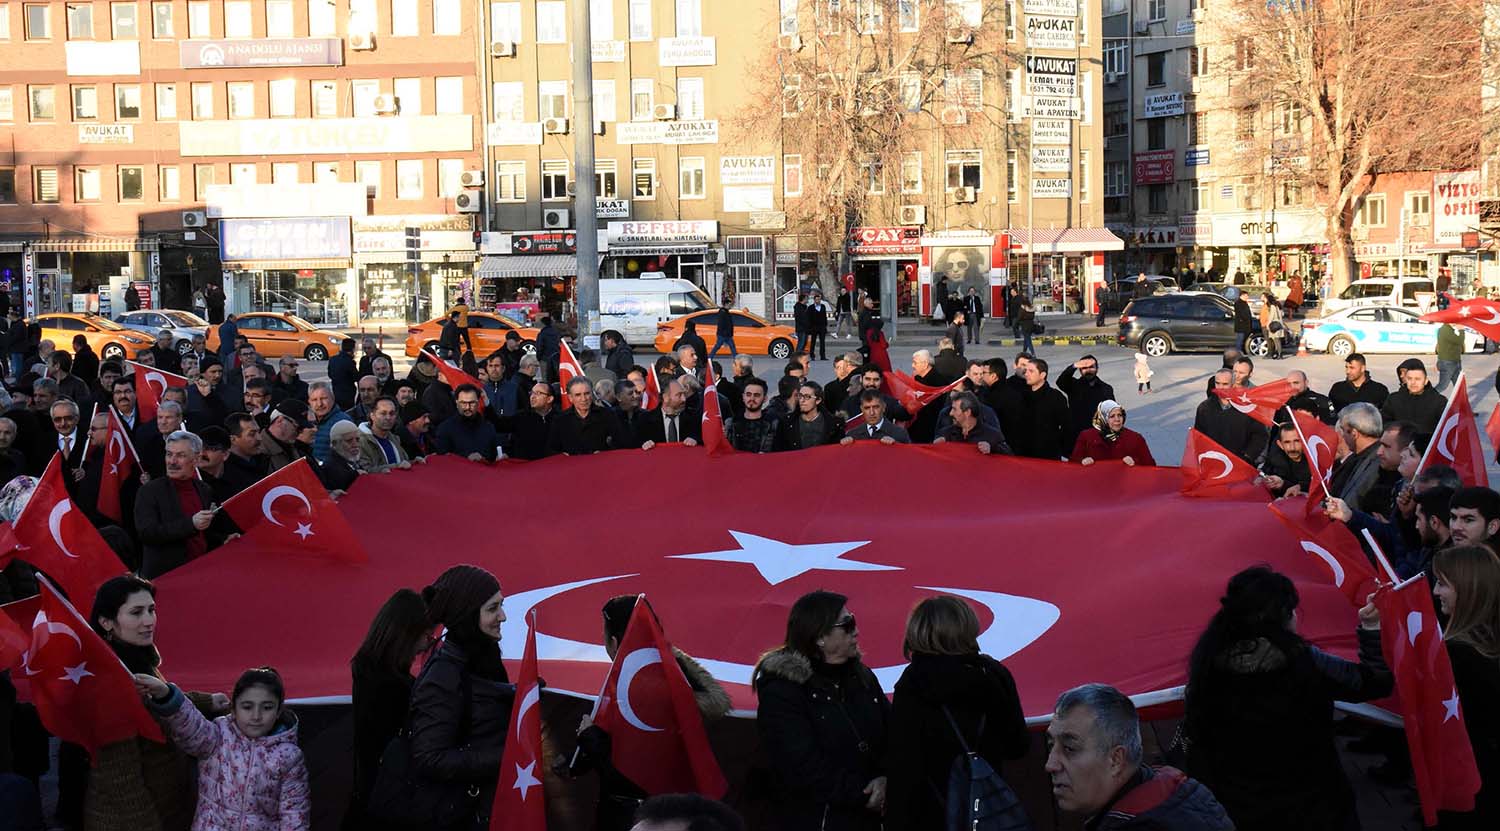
136, 399, 186, 479
1328, 401, 1383, 508
1046, 684, 1231, 829
135, 429, 234, 578
309, 379, 352, 464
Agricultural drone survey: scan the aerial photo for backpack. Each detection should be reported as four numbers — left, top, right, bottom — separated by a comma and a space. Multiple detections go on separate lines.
940, 706, 1033, 831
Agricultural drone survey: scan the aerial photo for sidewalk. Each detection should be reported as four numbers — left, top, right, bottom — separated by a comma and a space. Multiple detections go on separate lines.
887, 313, 1114, 348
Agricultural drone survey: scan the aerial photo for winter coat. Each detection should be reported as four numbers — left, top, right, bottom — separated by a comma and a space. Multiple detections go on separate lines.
1057, 368, 1117, 448
1071, 428, 1156, 465
312, 408, 353, 464
435, 413, 499, 461
1233, 299, 1254, 334
357, 425, 411, 473
774, 409, 842, 451
547, 406, 627, 454
1328, 376, 1389, 413
148, 685, 310, 831
328, 353, 358, 410
134, 477, 234, 579
753, 650, 890, 831
408, 642, 514, 830
1011, 384, 1072, 460
1380, 384, 1447, 443
806, 302, 829, 334
603, 343, 635, 378
1447, 640, 1500, 825
1086, 766, 1235, 831
1183, 628, 1392, 831
344, 661, 414, 831
1437, 324, 1464, 362
1284, 390, 1338, 425
1328, 441, 1381, 508
884, 653, 1028, 831
1193, 399, 1267, 463
933, 349, 967, 381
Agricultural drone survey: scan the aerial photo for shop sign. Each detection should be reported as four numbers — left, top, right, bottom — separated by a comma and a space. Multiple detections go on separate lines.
179, 38, 342, 68
591, 40, 625, 62
607, 221, 718, 246
1177, 219, 1212, 246
1133, 150, 1175, 185
512, 231, 577, 254
180, 115, 473, 156
1132, 226, 1178, 247
1023, 0, 1078, 15
66, 42, 140, 75
1024, 95, 1080, 120
353, 215, 473, 252
1032, 178, 1072, 198
1176, 19, 1196, 35
659, 36, 717, 66
1209, 211, 1324, 245
720, 156, 777, 185
613, 120, 719, 145
1025, 16, 1077, 50
487, 121, 543, 146
749, 211, 787, 231
596, 198, 631, 219
220, 217, 351, 261
723, 186, 774, 213
1184, 148, 1210, 167
1433, 170, 1482, 246
1024, 55, 1077, 97
1142, 92, 1184, 118
1031, 146, 1072, 173
1032, 118, 1071, 145
79, 124, 134, 144
207, 183, 369, 219
848, 227, 921, 256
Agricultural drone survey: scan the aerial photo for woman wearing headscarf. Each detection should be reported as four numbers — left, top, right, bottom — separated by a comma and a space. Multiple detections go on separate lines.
1070, 400, 1156, 466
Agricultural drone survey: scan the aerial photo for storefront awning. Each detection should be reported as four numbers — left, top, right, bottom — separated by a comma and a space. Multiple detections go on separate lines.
29, 237, 160, 253
475, 254, 583, 280
222, 259, 351, 270
354, 250, 478, 265
1006, 228, 1124, 253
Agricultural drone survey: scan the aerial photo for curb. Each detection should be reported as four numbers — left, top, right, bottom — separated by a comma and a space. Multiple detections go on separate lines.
985, 335, 1115, 347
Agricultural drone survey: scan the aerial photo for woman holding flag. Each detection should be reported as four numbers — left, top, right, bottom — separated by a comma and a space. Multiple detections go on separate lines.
1430, 546, 1500, 827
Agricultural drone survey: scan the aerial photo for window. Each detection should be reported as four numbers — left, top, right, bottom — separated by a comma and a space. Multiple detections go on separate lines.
1190, 47, 1208, 76
675, 0, 701, 35
24, 3, 50, 39
783, 154, 802, 197
490, 1, 520, 41
860, 159, 884, 194
1104, 102, 1128, 138
1147, 184, 1168, 214
631, 79, 654, 120
1278, 100, 1303, 134
1235, 38, 1254, 71
395, 77, 421, 116
782, 74, 802, 116
157, 165, 179, 200
495, 160, 525, 200
392, 0, 417, 35
856, 0, 882, 32
396, 159, 422, 198
72, 85, 98, 120
1105, 161, 1128, 197
1104, 39, 1128, 76
435, 77, 462, 114
679, 156, 705, 198
1357, 193, 1387, 227
116, 165, 144, 201
901, 152, 922, 193
29, 85, 56, 120
0, 4, 7, 39
591, 0, 612, 40
0, 88, 12, 122
192, 164, 214, 199
1147, 118, 1166, 150
310, 80, 337, 117
66, 3, 93, 38
1006, 150, 1018, 202
224, 0, 250, 37
227, 81, 254, 118
1079, 150, 1090, 202
348, 0, 376, 33
1189, 111, 1207, 145
952, 0, 982, 28
595, 158, 618, 198
1079, 0, 1088, 44
1238, 177, 1259, 210
34, 167, 60, 202
536, 1, 565, 42
433, 0, 460, 34
630, 0, 652, 38
944, 69, 981, 110
75, 167, 102, 201
148, 83, 176, 121
1190, 181, 1208, 211
112, 2, 138, 37
779, 0, 796, 34
541, 159, 569, 200
187, 0, 209, 36
945, 150, 981, 191
351, 80, 379, 116
269, 78, 296, 117
676, 77, 704, 120
592, 79, 617, 122
1235, 107, 1256, 141
190, 82, 212, 118
1279, 181, 1301, 207
230, 163, 256, 184
1006, 69, 1019, 122
1146, 52, 1165, 87
271, 162, 298, 183
539, 81, 568, 119
264, 0, 292, 36
493, 82, 524, 120
313, 161, 339, 183
1148, 0, 1166, 22
355, 160, 381, 197
437, 158, 463, 197
898, 0, 918, 30
308, 0, 336, 35
1081, 70, 1092, 125
115, 84, 141, 119
1406, 190, 1431, 225
632, 158, 655, 199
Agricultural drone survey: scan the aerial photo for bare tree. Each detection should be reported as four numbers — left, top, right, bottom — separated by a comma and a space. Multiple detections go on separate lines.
1211, 0, 1487, 293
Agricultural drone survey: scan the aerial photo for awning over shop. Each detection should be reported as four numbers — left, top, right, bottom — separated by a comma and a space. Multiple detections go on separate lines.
1006, 228, 1124, 254
222, 259, 351, 270
30, 237, 160, 253
354, 250, 478, 265
475, 254, 582, 280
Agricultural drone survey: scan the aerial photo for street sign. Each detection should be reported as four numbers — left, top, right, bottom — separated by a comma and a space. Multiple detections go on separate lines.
405, 226, 421, 262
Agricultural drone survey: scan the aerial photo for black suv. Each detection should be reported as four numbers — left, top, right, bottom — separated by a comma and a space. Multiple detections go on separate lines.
1117, 292, 1268, 357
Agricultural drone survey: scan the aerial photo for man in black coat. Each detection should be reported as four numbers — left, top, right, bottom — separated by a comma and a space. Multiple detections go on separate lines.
271, 356, 310, 404
1009, 357, 1072, 459
1328, 353, 1389, 412
673, 320, 707, 369
134, 430, 235, 578
147, 330, 181, 374
547, 378, 626, 454
356, 336, 391, 377
1380, 363, 1447, 444
1258, 422, 1314, 498
1284, 370, 1337, 425
708, 305, 737, 358
934, 391, 1010, 455
1233, 292, 1255, 352
610, 380, 652, 449
773, 380, 841, 451
327, 337, 359, 411
437, 313, 462, 361
1056, 355, 1115, 451
640, 380, 702, 448
535, 316, 562, 381
962, 287, 985, 344
601, 330, 634, 378
805, 293, 830, 360
504, 382, 557, 460
1195, 369, 1268, 463
434, 384, 498, 462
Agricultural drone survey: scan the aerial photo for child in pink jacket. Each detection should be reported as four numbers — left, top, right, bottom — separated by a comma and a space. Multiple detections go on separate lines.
136, 667, 310, 831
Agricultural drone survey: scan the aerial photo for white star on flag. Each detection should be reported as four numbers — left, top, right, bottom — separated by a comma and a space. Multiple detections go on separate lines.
669, 530, 901, 586
512, 760, 541, 801
61, 662, 93, 685
293, 522, 314, 540
1443, 688, 1461, 722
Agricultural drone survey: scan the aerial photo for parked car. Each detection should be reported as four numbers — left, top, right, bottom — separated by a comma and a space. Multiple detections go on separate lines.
36, 313, 157, 362
403, 312, 540, 358
654, 309, 798, 359
1117, 292, 1269, 358
1097, 277, 1177, 313
1300, 305, 1485, 357
1319, 277, 1436, 314
114, 309, 210, 355
205, 312, 352, 361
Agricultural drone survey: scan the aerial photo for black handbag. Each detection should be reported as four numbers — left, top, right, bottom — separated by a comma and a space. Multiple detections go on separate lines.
369, 665, 481, 828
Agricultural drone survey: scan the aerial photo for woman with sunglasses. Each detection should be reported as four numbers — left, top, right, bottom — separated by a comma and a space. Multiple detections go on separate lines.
752, 591, 889, 831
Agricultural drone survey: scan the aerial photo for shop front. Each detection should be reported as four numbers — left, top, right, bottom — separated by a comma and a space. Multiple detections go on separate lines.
1208, 210, 1324, 284
915, 231, 1008, 322
771, 237, 826, 321
352, 215, 476, 325
12, 237, 161, 316
1004, 228, 1124, 315
220, 217, 353, 325
848, 227, 921, 318
602, 220, 719, 296
474, 230, 602, 327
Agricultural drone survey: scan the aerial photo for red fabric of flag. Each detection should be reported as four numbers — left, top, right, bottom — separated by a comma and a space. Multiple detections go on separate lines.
1267, 496, 1380, 609
1179, 428, 1266, 499
882, 371, 963, 418
701, 362, 732, 457
96, 407, 140, 523
558, 339, 585, 411
1212, 377, 1296, 426
9, 454, 127, 607
1420, 298, 1500, 342
220, 458, 367, 563
1415, 373, 1487, 487
125, 361, 189, 424
489, 613, 546, 831
423, 350, 488, 412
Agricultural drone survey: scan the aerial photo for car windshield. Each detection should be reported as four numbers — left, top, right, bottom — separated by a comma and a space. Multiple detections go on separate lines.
1340, 283, 1390, 300
286, 315, 317, 330
84, 315, 127, 330
163, 311, 208, 327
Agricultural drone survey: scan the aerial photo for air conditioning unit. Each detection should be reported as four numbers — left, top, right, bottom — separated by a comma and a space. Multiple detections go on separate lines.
777, 34, 802, 51
653, 104, 677, 121
940, 106, 968, 126
946, 26, 974, 44
593, 120, 606, 135
952, 186, 977, 203
1105, 71, 1120, 85
490, 41, 515, 58
899, 205, 926, 226
372, 94, 398, 114
543, 117, 569, 134
349, 31, 375, 50
543, 208, 570, 229
459, 169, 484, 188
455, 190, 482, 213
181, 210, 207, 228
1134, 20, 1150, 34
566, 182, 577, 197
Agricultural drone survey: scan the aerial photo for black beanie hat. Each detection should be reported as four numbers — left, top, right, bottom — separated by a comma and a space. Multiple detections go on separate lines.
422, 564, 500, 631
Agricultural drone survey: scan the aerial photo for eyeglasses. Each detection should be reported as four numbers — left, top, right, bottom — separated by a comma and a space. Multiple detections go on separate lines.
832, 614, 857, 633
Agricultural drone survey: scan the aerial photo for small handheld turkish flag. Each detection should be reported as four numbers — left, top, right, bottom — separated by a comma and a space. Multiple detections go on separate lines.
1179, 428, 1265, 499
1414, 373, 1487, 487
1268, 496, 1380, 609
883, 371, 963, 418
221, 458, 367, 563
1374, 575, 1483, 825
591, 597, 727, 797
9, 453, 127, 607
1485, 402, 1500, 464
423, 350, 488, 412
0, 575, 164, 756
642, 365, 662, 412
558, 339, 585, 411
1289, 410, 1341, 515
1420, 297, 1500, 342
701, 362, 732, 457
1213, 377, 1296, 427
96, 407, 141, 523
125, 360, 189, 424
490, 612, 545, 831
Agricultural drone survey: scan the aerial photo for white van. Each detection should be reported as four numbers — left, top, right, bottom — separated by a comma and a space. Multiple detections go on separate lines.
600, 276, 714, 344
1320, 277, 1436, 314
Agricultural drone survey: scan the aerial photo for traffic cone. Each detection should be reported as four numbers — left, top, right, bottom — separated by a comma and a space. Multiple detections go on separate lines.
1296, 332, 1308, 357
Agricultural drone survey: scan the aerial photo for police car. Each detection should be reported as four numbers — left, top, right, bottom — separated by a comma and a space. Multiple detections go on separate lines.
1300, 306, 1484, 357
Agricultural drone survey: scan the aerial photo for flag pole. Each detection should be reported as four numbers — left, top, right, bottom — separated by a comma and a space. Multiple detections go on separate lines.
75, 402, 99, 468
1289, 414, 1331, 503
1360, 528, 1401, 586
1414, 371, 1463, 475
111, 407, 143, 466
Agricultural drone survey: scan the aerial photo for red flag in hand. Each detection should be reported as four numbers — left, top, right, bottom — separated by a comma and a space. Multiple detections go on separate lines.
1180, 429, 1265, 499
489, 613, 546, 831
701, 362, 732, 457
221, 458, 367, 563
1484, 402, 1500, 463
1420, 297, 1500, 342
1212, 377, 1296, 426
1268, 496, 1380, 609
592, 597, 727, 797
125, 360, 189, 424
0, 603, 25, 671
96, 407, 141, 523
10, 453, 126, 607
642, 365, 662, 411
1415, 373, 1488, 487
558, 339, 585, 410
423, 350, 488, 412
1290, 410, 1341, 513
1374, 576, 1483, 825
1, 576, 164, 755
883, 371, 963, 418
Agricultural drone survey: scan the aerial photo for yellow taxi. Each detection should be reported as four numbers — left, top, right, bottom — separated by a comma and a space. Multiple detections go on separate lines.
654, 309, 798, 359
36, 313, 157, 362
403, 312, 541, 358
205, 312, 353, 361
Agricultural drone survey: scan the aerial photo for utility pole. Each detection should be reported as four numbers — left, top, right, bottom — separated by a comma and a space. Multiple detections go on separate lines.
571, 0, 600, 345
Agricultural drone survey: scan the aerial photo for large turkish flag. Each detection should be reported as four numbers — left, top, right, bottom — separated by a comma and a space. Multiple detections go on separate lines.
151, 447, 1371, 719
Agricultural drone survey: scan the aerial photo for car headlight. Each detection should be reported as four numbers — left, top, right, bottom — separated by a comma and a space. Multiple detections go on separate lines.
328, 336, 340, 344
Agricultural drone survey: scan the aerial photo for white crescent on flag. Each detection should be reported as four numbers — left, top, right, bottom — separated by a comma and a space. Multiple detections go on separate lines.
48, 499, 79, 559
1196, 451, 1233, 480
616, 648, 665, 733
1301, 541, 1346, 588
260, 485, 312, 527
